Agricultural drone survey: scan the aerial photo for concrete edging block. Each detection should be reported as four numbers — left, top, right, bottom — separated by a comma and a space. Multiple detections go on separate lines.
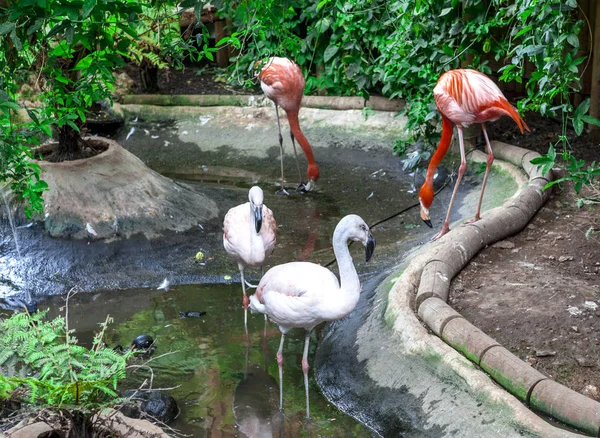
479, 346, 548, 403
415, 260, 453, 308
417, 297, 462, 337
530, 379, 600, 437
441, 317, 500, 365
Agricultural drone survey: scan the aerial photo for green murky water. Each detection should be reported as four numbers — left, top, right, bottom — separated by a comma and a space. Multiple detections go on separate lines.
42, 283, 374, 437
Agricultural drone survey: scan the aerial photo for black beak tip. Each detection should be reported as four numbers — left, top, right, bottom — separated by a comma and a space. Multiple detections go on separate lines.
254, 208, 263, 233
365, 234, 376, 262
423, 219, 433, 228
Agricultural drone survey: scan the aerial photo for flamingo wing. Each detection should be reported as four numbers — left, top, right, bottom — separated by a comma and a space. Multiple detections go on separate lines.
251, 262, 339, 328
222, 203, 249, 261
259, 57, 304, 109
261, 205, 277, 256
435, 69, 528, 132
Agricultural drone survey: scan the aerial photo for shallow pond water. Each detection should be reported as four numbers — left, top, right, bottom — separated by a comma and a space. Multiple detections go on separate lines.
40, 283, 376, 437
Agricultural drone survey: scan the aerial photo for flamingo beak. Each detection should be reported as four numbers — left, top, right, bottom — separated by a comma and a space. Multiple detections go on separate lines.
254, 206, 262, 233
420, 204, 432, 228
304, 179, 315, 192
365, 234, 376, 262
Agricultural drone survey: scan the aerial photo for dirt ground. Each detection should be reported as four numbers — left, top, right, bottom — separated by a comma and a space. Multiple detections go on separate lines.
450, 113, 600, 401
119, 63, 256, 96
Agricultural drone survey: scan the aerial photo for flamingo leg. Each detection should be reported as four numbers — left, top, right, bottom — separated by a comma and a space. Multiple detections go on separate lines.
274, 104, 289, 196
290, 131, 306, 192
261, 266, 267, 323
468, 124, 494, 223
239, 266, 249, 333
432, 127, 467, 241
302, 330, 311, 419
277, 333, 286, 412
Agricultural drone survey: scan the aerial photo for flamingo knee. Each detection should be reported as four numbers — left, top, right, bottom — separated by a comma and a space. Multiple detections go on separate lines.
277, 351, 283, 366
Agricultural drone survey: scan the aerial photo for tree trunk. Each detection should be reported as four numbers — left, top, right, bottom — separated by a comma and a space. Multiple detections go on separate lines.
140, 64, 160, 93
47, 125, 83, 162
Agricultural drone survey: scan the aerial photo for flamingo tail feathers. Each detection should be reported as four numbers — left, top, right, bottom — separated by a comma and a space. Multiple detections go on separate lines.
497, 99, 530, 134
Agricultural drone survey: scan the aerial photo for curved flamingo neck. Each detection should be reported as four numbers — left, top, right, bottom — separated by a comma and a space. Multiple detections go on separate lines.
286, 110, 317, 171
332, 231, 360, 297
426, 116, 454, 182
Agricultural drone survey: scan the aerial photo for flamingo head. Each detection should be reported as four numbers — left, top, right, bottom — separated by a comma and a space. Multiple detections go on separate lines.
418, 183, 434, 228
340, 214, 376, 263
248, 186, 264, 233
304, 163, 320, 192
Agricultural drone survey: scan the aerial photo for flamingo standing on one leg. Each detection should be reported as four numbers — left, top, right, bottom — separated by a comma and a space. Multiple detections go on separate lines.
259, 57, 320, 195
223, 186, 277, 331
419, 69, 530, 240
249, 214, 375, 419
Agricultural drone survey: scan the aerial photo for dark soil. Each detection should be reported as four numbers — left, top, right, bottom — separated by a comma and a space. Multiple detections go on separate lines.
451, 113, 600, 402
120, 63, 257, 96
38, 138, 109, 162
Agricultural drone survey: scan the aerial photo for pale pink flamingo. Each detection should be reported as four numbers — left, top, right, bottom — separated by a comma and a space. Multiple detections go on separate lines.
419, 68, 530, 240
223, 186, 276, 329
249, 214, 375, 418
259, 57, 320, 194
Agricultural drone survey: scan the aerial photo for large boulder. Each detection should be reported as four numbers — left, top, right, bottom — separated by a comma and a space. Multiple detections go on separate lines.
34, 138, 219, 240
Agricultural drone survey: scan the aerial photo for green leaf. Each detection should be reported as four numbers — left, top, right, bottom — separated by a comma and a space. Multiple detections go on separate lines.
0, 23, 15, 36
580, 115, 600, 127
323, 44, 339, 63
575, 98, 590, 119
82, 0, 97, 18
9, 29, 22, 50
439, 8, 452, 17
573, 118, 584, 136
566, 33, 579, 48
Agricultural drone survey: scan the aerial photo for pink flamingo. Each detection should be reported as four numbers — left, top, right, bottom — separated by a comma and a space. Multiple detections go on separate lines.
223, 186, 276, 329
259, 57, 320, 195
419, 69, 530, 240
249, 214, 375, 418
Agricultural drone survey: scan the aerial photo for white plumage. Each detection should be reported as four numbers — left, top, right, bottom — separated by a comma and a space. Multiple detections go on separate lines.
223, 186, 276, 328
249, 214, 376, 419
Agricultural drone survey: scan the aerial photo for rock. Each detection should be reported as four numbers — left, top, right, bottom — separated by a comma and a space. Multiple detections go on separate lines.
123, 390, 179, 423
558, 255, 574, 262
5, 421, 53, 438
583, 301, 598, 311
492, 240, 515, 249
525, 236, 536, 241
132, 334, 154, 350
571, 325, 579, 332
535, 350, 556, 357
33, 138, 219, 240
582, 385, 599, 400
574, 356, 596, 367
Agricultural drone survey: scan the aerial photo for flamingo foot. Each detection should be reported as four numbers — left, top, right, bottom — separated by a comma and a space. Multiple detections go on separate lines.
276, 188, 290, 196
296, 182, 307, 193
466, 215, 481, 224
430, 225, 450, 241
242, 294, 249, 309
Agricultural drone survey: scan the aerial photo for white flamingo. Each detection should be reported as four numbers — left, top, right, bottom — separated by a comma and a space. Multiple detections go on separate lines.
223, 186, 277, 328
249, 214, 375, 419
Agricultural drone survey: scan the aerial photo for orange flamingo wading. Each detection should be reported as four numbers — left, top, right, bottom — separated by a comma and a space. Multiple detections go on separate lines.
249, 214, 375, 419
259, 57, 320, 195
419, 68, 530, 240
223, 186, 277, 331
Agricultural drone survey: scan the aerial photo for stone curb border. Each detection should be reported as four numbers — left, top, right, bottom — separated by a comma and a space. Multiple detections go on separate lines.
405, 140, 600, 437
121, 94, 405, 112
